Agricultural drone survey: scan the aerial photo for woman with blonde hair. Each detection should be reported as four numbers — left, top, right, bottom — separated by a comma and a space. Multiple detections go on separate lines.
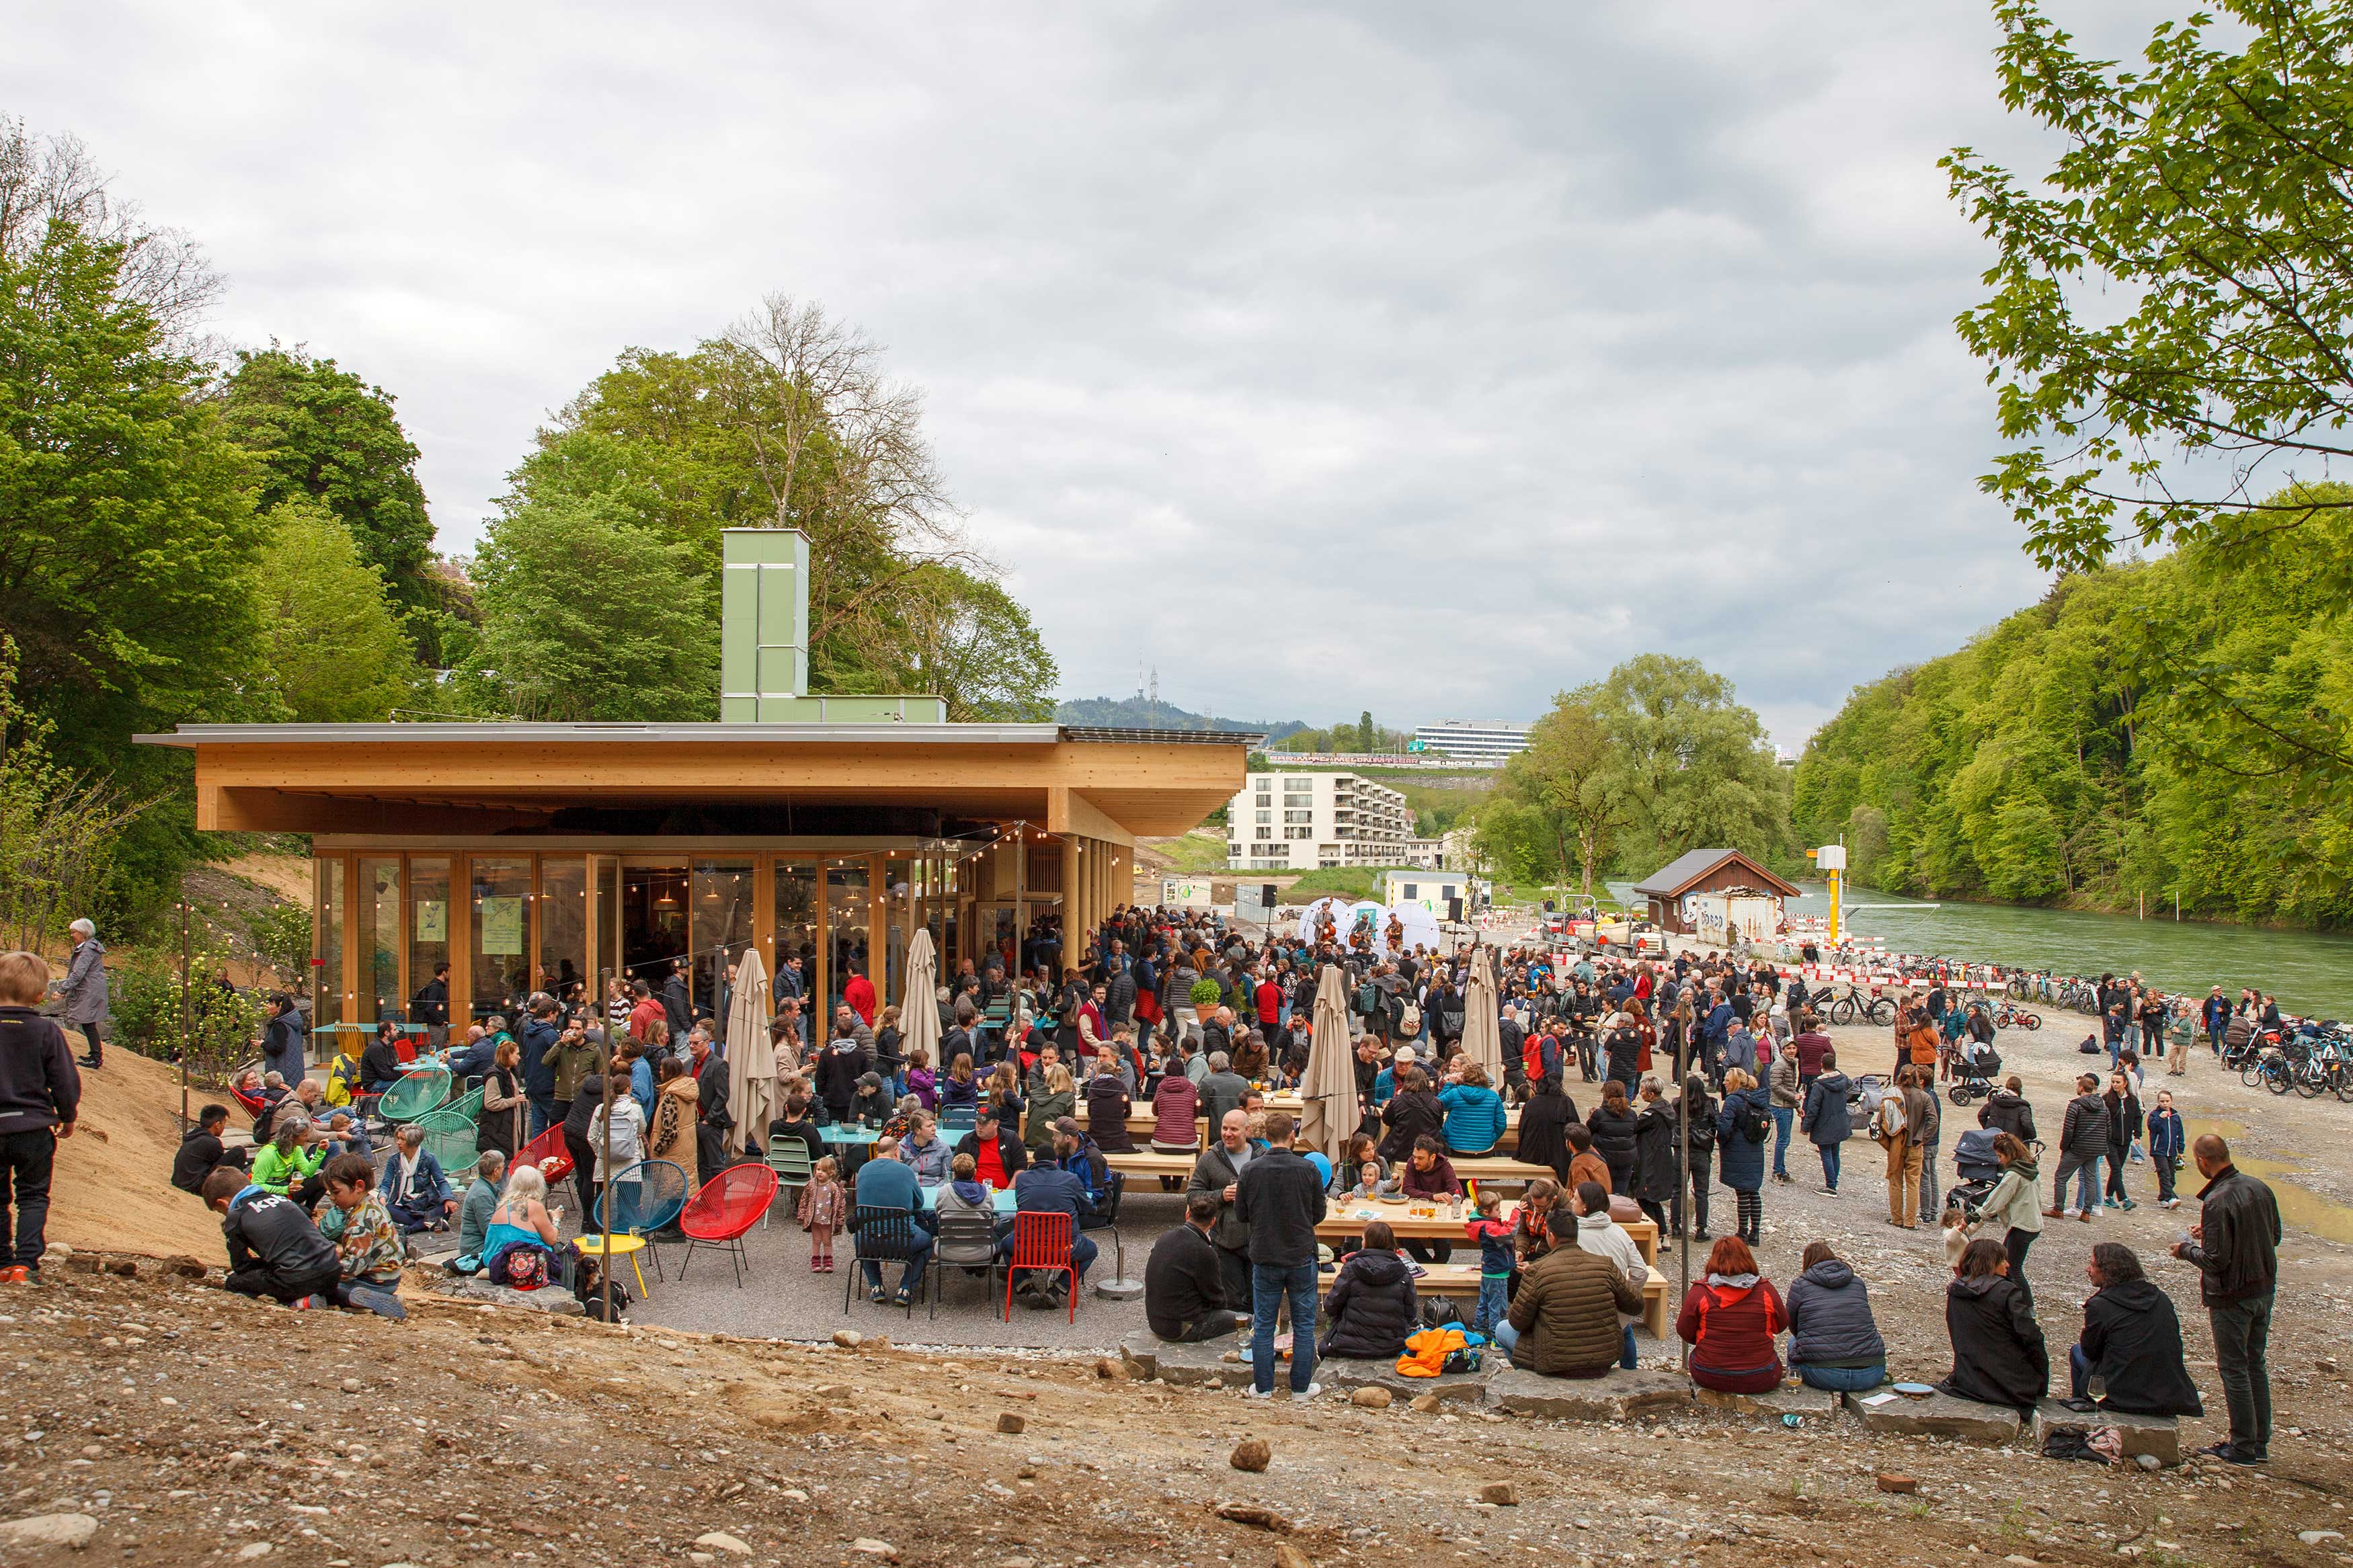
1716, 1066, 1771, 1246
1025, 1062, 1075, 1153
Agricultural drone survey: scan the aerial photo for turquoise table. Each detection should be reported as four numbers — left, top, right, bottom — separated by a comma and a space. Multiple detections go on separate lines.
817, 1126, 881, 1147
917, 1184, 1015, 1214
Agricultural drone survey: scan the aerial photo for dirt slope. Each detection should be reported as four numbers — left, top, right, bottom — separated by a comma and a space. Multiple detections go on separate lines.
46, 1038, 221, 1260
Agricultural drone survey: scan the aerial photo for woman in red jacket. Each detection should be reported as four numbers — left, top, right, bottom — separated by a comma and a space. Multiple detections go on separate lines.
1675, 1236, 1790, 1394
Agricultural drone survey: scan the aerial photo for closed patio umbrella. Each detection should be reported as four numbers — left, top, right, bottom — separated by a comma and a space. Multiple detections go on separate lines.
902, 927, 941, 1074
1461, 944, 1503, 1083
1301, 963, 1358, 1168
724, 946, 774, 1156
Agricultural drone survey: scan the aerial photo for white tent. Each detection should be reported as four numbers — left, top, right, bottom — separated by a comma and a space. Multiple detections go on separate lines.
1386, 901, 1441, 951
1295, 895, 1355, 942
723, 945, 775, 1162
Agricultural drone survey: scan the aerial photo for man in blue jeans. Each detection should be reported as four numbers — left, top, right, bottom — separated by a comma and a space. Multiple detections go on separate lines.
1768, 1042, 1800, 1184
849, 1139, 936, 1307
1234, 1110, 1327, 1400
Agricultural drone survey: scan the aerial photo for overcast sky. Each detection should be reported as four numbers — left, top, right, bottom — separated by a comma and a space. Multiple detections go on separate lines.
7, 1, 2173, 748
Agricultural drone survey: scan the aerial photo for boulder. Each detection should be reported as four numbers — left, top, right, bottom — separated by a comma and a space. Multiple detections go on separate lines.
436, 1277, 584, 1316
2030, 1399, 2180, 1467
1118, 1330, 1254, 1389
1480, 1481, 1518, 1506
1229, 1438, 1271, 1473
1693, 1384, 1843, 1424
1317, 1358, 1490, 1407
1348, 1387, 1391, 1409
1483, 1367, 1694, 1422
1843, 1389, 2020, 1444
0, 1514, 98, 1551
996, 1413, 1026, 1435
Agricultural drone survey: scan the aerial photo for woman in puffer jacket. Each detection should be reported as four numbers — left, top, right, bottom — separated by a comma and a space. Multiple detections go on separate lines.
1782, 1241, 1888, 1392
1319, 1220, 1421, 1360
1585, 1080, 1641, 1195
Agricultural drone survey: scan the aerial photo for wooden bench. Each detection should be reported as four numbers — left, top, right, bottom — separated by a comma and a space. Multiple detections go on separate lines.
1102, 1151, 1201, 1182
1412, 1261, 1671, 1339
1448, 1155, 1556, 1187
1316, 1204, 1656, 1268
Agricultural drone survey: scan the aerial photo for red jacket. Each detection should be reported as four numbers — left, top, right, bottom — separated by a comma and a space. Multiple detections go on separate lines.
1255, 981, 1280, 1024
1676, 1276, 1788, 1376
844, 974, 877, 1027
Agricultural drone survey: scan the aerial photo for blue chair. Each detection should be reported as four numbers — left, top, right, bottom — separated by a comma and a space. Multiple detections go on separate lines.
592, 1159, 689, 1281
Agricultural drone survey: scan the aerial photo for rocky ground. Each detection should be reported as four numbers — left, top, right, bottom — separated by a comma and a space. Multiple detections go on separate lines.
5, 1257, 2353, 1568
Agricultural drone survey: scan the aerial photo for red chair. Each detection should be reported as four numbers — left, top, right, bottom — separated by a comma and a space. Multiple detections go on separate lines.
1001, 1211, 1078, 1323
516, 1124, 573, 1186
678, 1162, 777, 1288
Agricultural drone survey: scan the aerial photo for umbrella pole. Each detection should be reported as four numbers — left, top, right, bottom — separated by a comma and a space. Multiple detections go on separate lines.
598, 964, 615, 1329
1676, 1014, 1690, 1371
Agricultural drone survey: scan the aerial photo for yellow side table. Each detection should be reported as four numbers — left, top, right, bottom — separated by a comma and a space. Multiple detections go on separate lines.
573, 1233, 651, 1298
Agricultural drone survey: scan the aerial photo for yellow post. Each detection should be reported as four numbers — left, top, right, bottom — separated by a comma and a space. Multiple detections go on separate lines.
1827, 866, 1841, 947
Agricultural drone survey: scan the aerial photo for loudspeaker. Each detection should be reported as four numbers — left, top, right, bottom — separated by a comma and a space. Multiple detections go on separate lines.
1447, 897, 1463, 922
1262, 883, 1277, 906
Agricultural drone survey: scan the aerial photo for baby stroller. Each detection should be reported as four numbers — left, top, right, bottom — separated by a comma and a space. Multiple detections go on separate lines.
1942, 1127, 2004, 1223
1946, 1045, 2001, 1106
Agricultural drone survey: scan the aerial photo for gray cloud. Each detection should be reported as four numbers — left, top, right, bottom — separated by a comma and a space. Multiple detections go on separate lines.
4, 0, 2174, 747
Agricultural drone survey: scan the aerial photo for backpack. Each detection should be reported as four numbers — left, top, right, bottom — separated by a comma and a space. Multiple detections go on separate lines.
1398, 1003, 1422, 1036
1874, 1095, 1905, 1145
1737, 1094, 1770, 1145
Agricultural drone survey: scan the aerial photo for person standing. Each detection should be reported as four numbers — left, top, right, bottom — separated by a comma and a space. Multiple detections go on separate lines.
411, 962, 452, 1051
1767, 1040, 1801, 1185
0, 952, 80, 1283
1799, 1048, 1852, 1194
1716, 1067, 1769, 1246
2102, 1070, 2142, 1212
2173, 1133, 2281, 1466
688, 1030, 735, 1186
2046, 1073, 2110, 1222
52, 920, 108, 1070
2147, 1089, 2186, 1209
1234, 1110, 1328, 1401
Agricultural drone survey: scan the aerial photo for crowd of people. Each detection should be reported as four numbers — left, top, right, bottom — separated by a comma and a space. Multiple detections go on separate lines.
0, 899, 2297, 1467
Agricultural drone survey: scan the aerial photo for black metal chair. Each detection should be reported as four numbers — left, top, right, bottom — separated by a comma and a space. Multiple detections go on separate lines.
1078, 1170, 1125, 1277
926, 1210, 1002, 1318
844, 1204, 922, 1317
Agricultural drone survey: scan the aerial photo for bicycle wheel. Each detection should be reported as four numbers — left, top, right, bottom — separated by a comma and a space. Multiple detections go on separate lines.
1828, 997, 1856, 1026
2240, 1058, 2268, 1088
2266, 1060, 2292, 1096
2020, 1012, 2041, 1032
1868, 998, 1897, 1026
2293, 1065, 2322, 1099
2334, 1067, 2353, 1104
2007, 977, 2028, 999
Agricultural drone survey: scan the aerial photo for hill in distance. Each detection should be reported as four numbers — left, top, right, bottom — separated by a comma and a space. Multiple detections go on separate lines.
1055, 696, 1305, 745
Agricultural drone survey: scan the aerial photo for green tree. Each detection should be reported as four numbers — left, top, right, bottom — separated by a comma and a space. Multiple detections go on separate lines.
460, 493, 717, 720
1944, 1, 2353, 573
1357, 711, 1375, 752
1587, 655, 1790, 868
0, 216, 266, 920
218, 345, 436, 608
879, 564, 1058, 720
252, 500, 417, 722
1473, 694, 1622, 896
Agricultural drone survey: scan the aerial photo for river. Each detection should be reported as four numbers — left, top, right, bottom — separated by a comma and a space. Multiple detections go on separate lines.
1605, 880, 2353, 1019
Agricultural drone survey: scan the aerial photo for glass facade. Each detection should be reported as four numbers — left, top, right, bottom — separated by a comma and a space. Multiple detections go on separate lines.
774, 860, 817, 1006
690, 860, 754, 1020
407, 858, 450, 1036
825, 860, 871, 1018
538, 857, 588, 1008
314, 857, 346, 1031
358, 857, 401, 1024
883, 857, 912, 1011
469, 857, 533, 1024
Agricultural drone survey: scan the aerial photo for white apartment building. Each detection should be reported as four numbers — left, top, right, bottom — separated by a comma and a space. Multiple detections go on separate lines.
1411, 718, 1531, 765
1224, 771, 1447, 872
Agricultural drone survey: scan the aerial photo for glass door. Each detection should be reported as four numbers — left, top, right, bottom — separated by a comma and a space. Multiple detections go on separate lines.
621, 864, 690, 1009
587, 856, 621, 1024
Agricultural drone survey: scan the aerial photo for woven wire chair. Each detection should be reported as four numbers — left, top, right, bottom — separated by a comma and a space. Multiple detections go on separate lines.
412, 1107, 480, 1181
378, 1066, 450, 1125
764, 1136, 815, 1229
677, 1161, 776, 1288
516, 1124, 573, 1185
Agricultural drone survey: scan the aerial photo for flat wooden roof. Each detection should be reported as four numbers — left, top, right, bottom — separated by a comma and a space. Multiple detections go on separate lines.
136, 722, 1250, 841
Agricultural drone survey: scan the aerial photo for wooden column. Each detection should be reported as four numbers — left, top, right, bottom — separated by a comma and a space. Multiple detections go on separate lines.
867, 852, 887, 1007
1059, 836, 1080, 955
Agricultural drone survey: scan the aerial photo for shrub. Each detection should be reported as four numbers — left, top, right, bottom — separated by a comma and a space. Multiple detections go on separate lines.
110, 945, 262, 1081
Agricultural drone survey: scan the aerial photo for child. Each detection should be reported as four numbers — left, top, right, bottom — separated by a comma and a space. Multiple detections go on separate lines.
313, 1152, 407, 1319
0, 950, 79, 1284
1942, 1206, 1970, 1270
1463, 1185, 1515, 1337
201, 1165, 344, 1309
2147, 1089, 2186, 1208
797, 1155, 845, 1272
850, 1071, 892, 1128
904, 1048, 937, 1111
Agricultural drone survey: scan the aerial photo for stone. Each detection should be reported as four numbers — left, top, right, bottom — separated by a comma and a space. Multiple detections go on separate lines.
2319, 1358, 2340, 1374
105, 1260, 137, 1278
996, 1413, 1026, 1435
693, 1533, 752, 1556
1480, 1481, 1518, 1507
1117, 1330, 1254, 1389
166, 1256, 209, 1280
2299, 1532, 2345, 1547
436, 1277, 582, 1315
0, 1514, 99, 1551
850, 1542, 895, 1559
1845, 1389, 2020, 1445
1410, 1394, 1441, 1412
1876, 1475, 1918, 1495
1318, 1358, 1490, 1406
65, 1255, 100, 1275
2030, 1399, 2180, 1467
1229, 1438, 1271, 1473
1349, 1387, 1392, 1409
1274, 1546, 1313, 1568
833, 1330, 863, 1349
339, 1379, 362, 1394
237, 1546, 274, 1560
1483, 1367, 1694, 1422
1694, 1384, 1843, 1424
1211, 1502, 1292, 1533
1093, 1357, 1129, 1380
2135, 1453, 2161, 1471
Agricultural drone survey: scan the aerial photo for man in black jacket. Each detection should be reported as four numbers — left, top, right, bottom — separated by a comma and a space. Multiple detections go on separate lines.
0, 957, 80, 1284
1234, 1110, 1328, 1400
688, 1031, 733, 1184
1144, 1193, 1238, 1342
171, 1104, 239, 1196
2070, 1243, 2201, 1417
2173, 1134, 2281, 1464
202, 1167, 342, 1306
1978, 1077, 2036, 1144
2046, 1075, 2108, 1221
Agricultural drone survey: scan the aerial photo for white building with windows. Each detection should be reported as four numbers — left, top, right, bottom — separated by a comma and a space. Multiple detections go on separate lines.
1224, 771, 1446, 872
1411, 718, 1531, 765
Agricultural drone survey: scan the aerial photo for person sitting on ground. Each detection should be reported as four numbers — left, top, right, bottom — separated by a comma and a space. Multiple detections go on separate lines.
1782, 1240, 1888, 1392
1570, 1180, 1650, 1370
1495, 1207, 1641, 1378
2071, 1241, 2202, 1416
378, 1122, 458, 1234
313, 1151, 407, 1318
1149, 1066, 1201, 1154
955, 1104, 1030, 1189
202, 1165, 344, 1309
455, 1148, 507, 1266
1319, 1218, 1421, 1359
479, 1164, 574, 1290
848, 1137, 936, 1308
250, 1113, 327, 1208
171, 1103, 240, 1195
1675, 1235, 1790, 1395
1437, 1060, 1507, 1156
1936, 1236, 2049, 1415
1564, 1122, 1611, 1195
1144, 1191, 1240, 1343
1003, 1143, 1096, 1309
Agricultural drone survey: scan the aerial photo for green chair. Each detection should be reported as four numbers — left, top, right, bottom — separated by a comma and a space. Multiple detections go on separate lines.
764, 1135, 815, 1228
378, 1066, 450, 1124
439, 1085, 484, 1122
413, 1106, 479, 1182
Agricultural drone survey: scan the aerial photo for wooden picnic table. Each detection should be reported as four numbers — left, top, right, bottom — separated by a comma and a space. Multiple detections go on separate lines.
1101, 1151, 1201, 1183
1123, 1101, 1525, 1153
1410, 1260, 1672, 1339
1316, 1202, 1657, 1267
